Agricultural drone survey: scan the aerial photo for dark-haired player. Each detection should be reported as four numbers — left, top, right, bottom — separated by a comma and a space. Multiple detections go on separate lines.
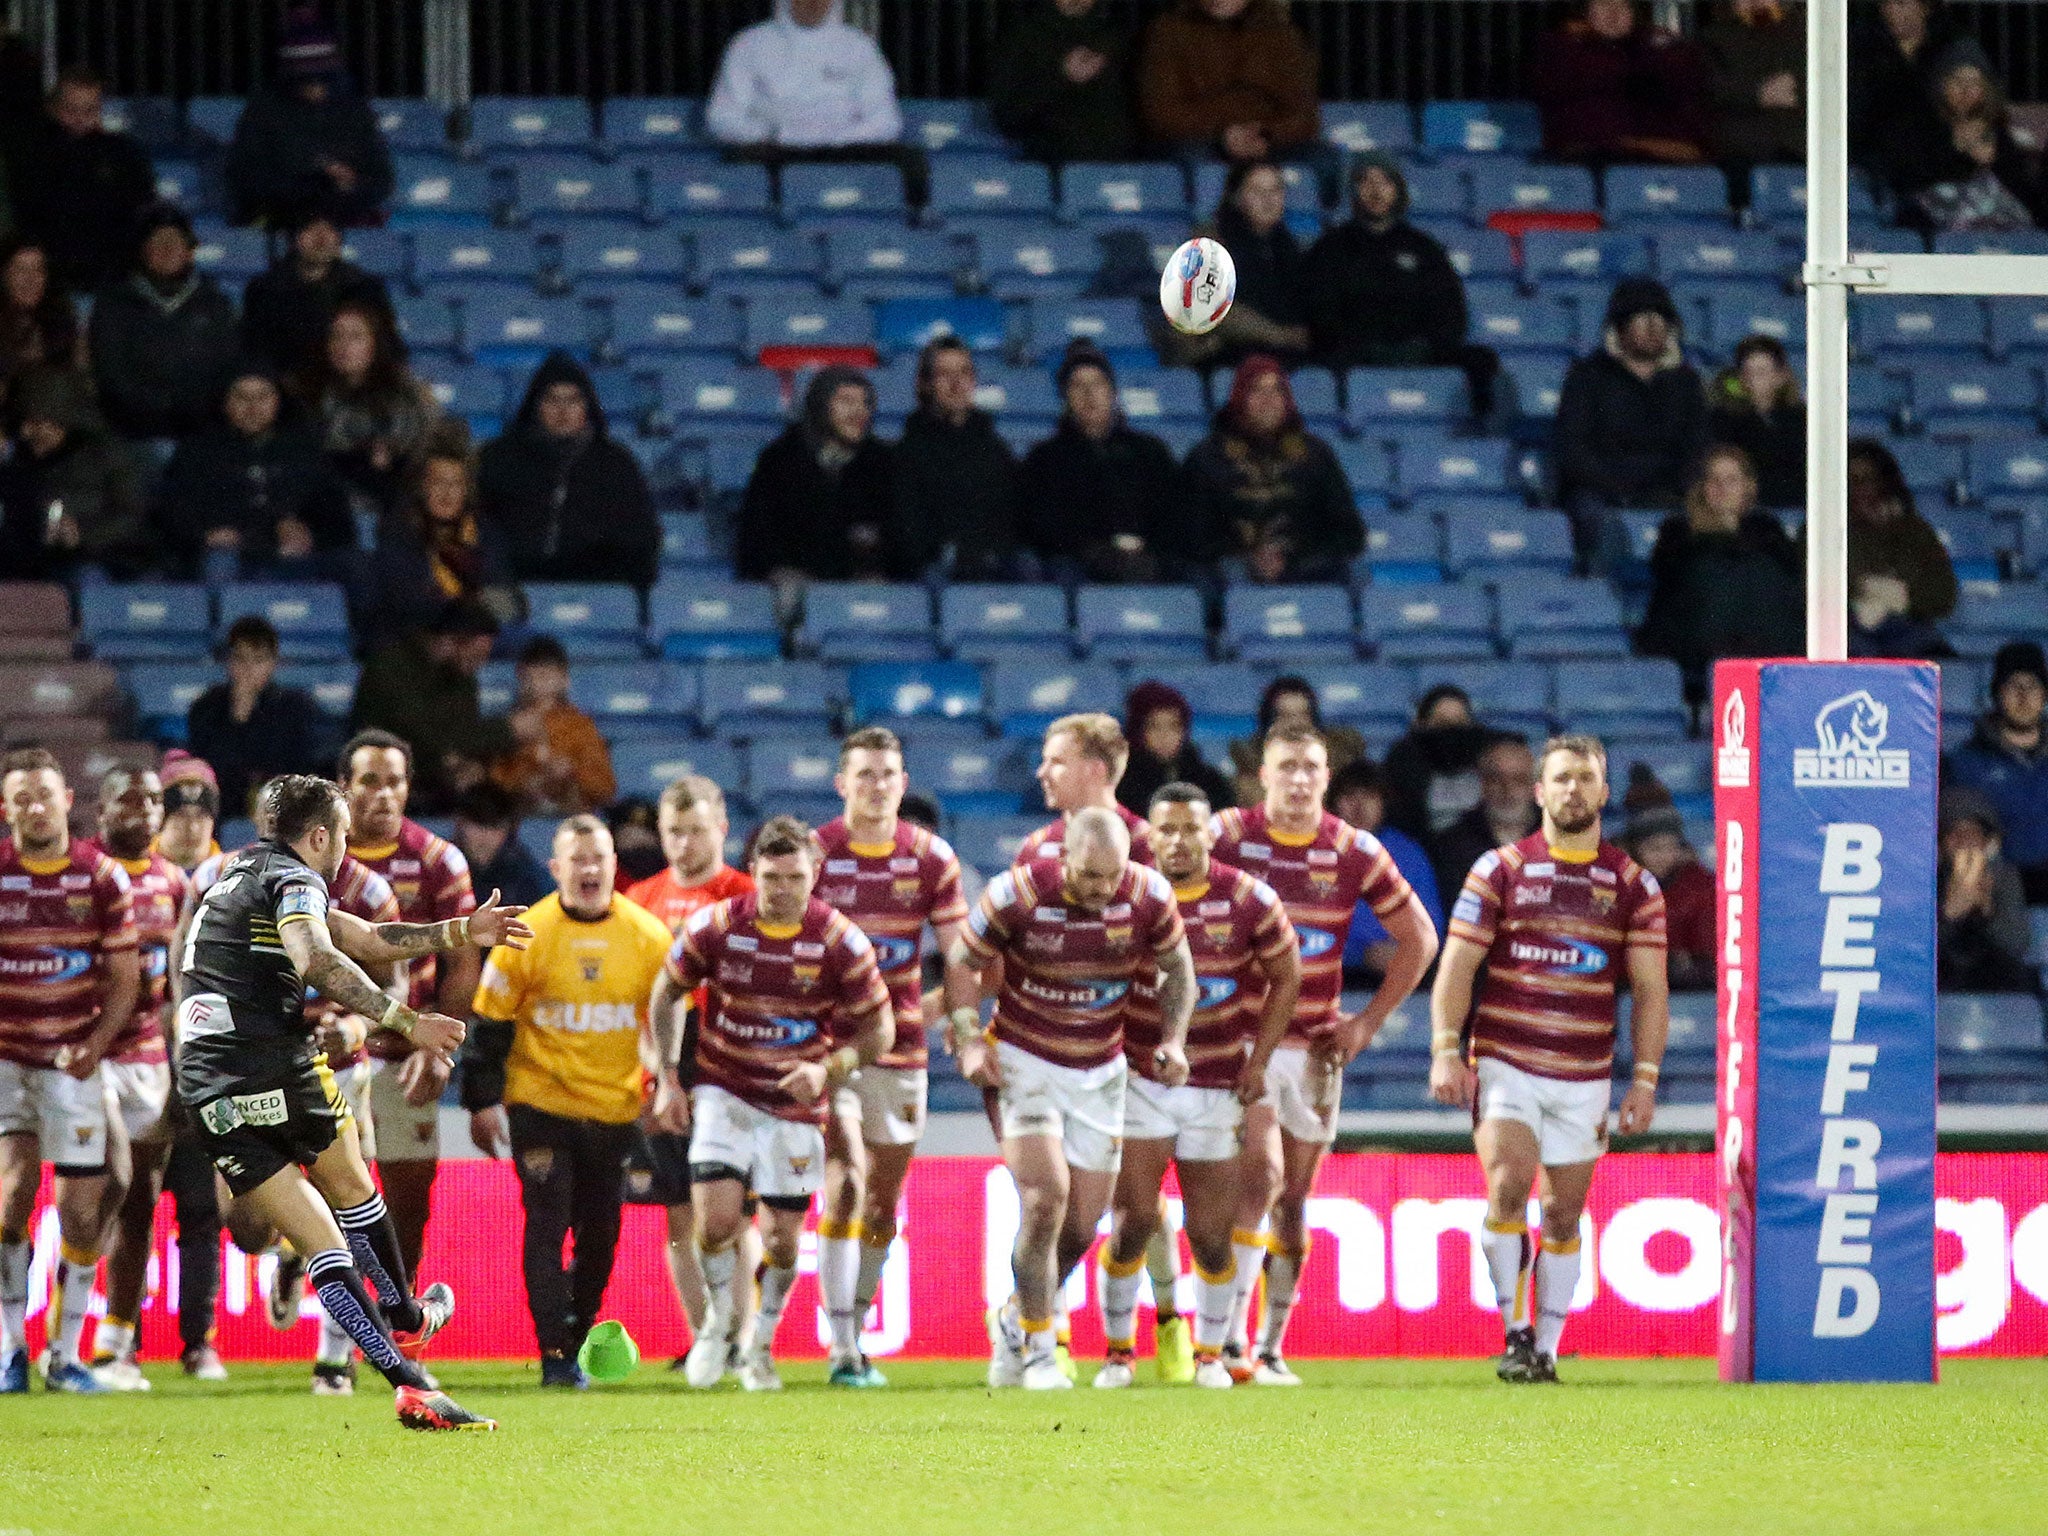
1431, 735, 1668, 1384
177, 774, 525, 1429
649, 815, 895, 1392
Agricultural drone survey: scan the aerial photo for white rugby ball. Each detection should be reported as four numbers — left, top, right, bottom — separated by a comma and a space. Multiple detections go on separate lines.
1159, 237, 1236, 336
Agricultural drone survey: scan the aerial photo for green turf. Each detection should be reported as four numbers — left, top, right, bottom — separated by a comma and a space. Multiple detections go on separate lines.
3, 1358, 2044, 1535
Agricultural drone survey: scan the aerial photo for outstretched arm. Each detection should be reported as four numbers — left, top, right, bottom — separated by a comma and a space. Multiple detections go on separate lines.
279, 913, 465, 1060
327, 889, 531, 965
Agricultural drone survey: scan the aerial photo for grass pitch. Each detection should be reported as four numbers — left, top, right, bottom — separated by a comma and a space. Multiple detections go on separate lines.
2, 1358, 2043, 1536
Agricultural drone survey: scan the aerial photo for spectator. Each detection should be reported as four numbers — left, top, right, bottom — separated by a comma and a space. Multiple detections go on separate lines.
0, 364, 148, 581
1701, 0, 1806, 168
88, 202, 241, 442
1429, 735, 1541, 902
368, 427, 516, 647
734, 365, 893, 584
7, 66, 155, 293
1382, 684, 1495, 839
1533, 0, 1709, 164
1328, 759, 1443, 979
0, 239, 81, 418
890, 336, 1020, 579
351, 598, 516, 813
184, 615, 333, 818
1635, 444, 1805, 703
451, 781, 551, 910
225, 5, 393, 228
240, 204, 390, 375
295, 298, 440, 517
1849, 0, 1962, 169
1878, 38, 2048, 233
490, 636, 617, 816
1937, 787, 2036, 993
1187, 354, 1361, 583
1843, 437, 1956, 657
1555, 277, 1708, 567
1621, 787, 1715, 991
1138, 0, 1319, 163
1117, 679, 1235, 815
1945, 640, 2048, 901
605, 797, 666, 886
1164, 161, 1309, 368
1017, 340, 1181, 583
989, 0, 1140, 163
478, 352, 659, 589
1228, 674, 1365, 806
1707, 333, 1805, 509
156, 361, 354, 584
1305, 152, 1494, 412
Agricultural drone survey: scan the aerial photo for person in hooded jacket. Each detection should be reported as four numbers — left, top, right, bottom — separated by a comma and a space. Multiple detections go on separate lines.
735, 365, 894, 582
1878, 37, 2048, 232
1138, 0, 1319, 161
225, 6, 393, 227
1554, 276, 1708, 568
155, 359, 355, 582
890, 335, 1020, 579
1117, 678, 1236, 815
1018, 340, 1181, 583
1186, 353, 1360, 583
1945, 640, 2048, 901
989, 0, 1141, 163
1163, 161, 1310, 368
87, 202, 241, 442
1706, 332, 1805, 508
1840, 437, 1956, 657
477, 351, 660, 590
0, 363, 149, 580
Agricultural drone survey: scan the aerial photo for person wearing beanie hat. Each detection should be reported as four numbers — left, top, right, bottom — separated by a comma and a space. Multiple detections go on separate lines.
1877, 33, 2048, 232
1554, 273, 1707, 569
1936, 784, 2036, 992
1018, 340, 1182, 583
1945, 638, 2048, 900
0, 362, 149, 581
1533, 0, 1708, 164
1117, 678, 1235, 815
1619, 773, 1715, 990
240, 199, 392, 374
226, 4, 393, 228
735, 364, 893, 583
86, 200, 240, 440
10, 66, 156, 293
156, 752, 223, 872
1164, 160, 1309, 369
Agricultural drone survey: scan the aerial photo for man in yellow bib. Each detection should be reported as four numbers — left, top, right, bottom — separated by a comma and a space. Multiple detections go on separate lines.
460, 814, 672, 1388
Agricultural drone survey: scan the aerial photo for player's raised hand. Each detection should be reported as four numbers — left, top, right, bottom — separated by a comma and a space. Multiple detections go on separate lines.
410, 1011, 467, 1058
778, 1060, 829, 1106
1429, 1051, 1474, 1110
467, 890, 533, 951
1617, 1081, 1657, 1137
957, 1035, 1000, 1090
1153, 1042, 1190, 1089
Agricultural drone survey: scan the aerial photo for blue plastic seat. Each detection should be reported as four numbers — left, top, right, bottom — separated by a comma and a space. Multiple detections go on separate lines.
1294, 663, 1416, 733
1608, 738, 1712, 802
601, 97, 700, 153
1348, 367, 1468, 428
514, 157, 640, 219
1074, 585, 1206, 662
987, 661, 1125, 736
567, 661, 697, 728
930, 158, 1058, 221
1468, 163, 1597, 217
123, 661, 219, 736
1360, 582, 1496, 663
1857, 296, 1987, 357
1421, 100, 1542, 156
901, 738, 1018, 816
1288, 368, 1344, 431
659, 510, 718, 571
190, 225, 270, 282
462, 292, 596, 364
1363, 514, 1444, 583
1192, 161, 1322, 220
1520, 230, 1651, 285
698, 660, 842, 731
557, 221, 689, 285
1657, 228, 1789, 284
1551, 658, 1688, 738
848, 661, 988, 727
900, 99, 1007, 154
414, 226, 537, 285
1986, 297, 2048, 361
1323, 103, 1416, 155
1672, 280, 1801, 355
1496, 579, 1629, 659
826, 226, 963, 296
1061, 162, 1188, 223
951, 814, 1051, 872
1402, 167, 1470, 220
1334, 440, 1396, 499
1749, 165, 1881, 225
362, 98, 447, 154
782, 162, 907, 220
1125, 663, 1260, 738
1938, 993, 2048, 1052
183, 96, 242, 148
614, 738, 744, 803
284, 667, 358, 719
1403, 438, 1517, 499
701, 431, 781, 497
970, 223, 1102, 299
799, 583, 937, 662
152, 160, 214, 217
1416, 223, 1516, 282
692, 224, 821, 293
468, 96, 594, 154
391, 157, 496, 221
523, 583, 645, 659
1504, 354, 1571, 419
1950, 583, 2048, 658
1910, 362, 2040, 431
939, 585, 1072, 662
1442, 509, 1572, 577
746, 733, 847, 803
415, 361, 509, 426
80, 584, 212, 661
1425, 660, 1554, 734
1924, 509, 2005, 582
213, 583, 350, 661
656, 361, 787, 426
1604, 164, 1730, 225
332, 227, 407, 281
1027, 297, 1152, 362
874, 297, 1007, 357
1968, 438, 2048, 497
1114, 370, 1207, 425
1222, 586, 1358, 663
102, 96, 181, 149
648, 579, 782, 660
648, 161, 773, 218
607, 292, 740, 355
743, 295, 875, 355
1465, 288, 1577, 354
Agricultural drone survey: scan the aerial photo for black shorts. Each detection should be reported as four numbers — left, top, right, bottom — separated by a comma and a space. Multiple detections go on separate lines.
190, 1061, 350, 1198
621, 1127, 693, 1206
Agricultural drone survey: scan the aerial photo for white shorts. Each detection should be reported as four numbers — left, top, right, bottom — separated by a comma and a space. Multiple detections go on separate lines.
1262, 1046, 1342, 1146
332, 1061, 375, 1160
689, 1084, 826, 1201
1123, 1075, 1241, 1163
367, 1055, 441, 1162
832, 1066, 928, 1148
1475, 1057, 1611, 1166
102, 1058, 173, 1146
0, 1059, 109, 1170
995, 1041, 1125, 1175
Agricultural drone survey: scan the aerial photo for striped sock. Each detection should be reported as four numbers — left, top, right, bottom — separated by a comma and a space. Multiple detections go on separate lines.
1482, 1218, 1531, 1332
306, 1250, 423, 1390
1099, 1250, 1146, 1352
1257, 1238, 1308, 1360
333, 1194, 422, 1334
1192, 1258, 1236, 1352
753, 1262, 797, 1356
1226, 1225, 1268, 1352
1144, 1209, 1181, 1323
853, 1234, 891, 1318
817, 1217, 861, 1362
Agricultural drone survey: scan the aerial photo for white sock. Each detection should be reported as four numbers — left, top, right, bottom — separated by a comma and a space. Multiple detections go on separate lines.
1257, 1242, 1305, 1360
853, 1237, 890, 1317
817, 1220, 861, 1362
1227, 1226, 1267, 1352
0, 1239, 27, 1355
316, 1311, 355, 1367
1482, 1219, 1532, 1331
699, 1244, 738, 1344
54, 1244, 96, 1367
1099, 1255, 1144, 1351
1022, 1314, 1056, 1365
1193, 1261, 1235, 1352
95, 1319, 134, 1362
753, 1263, 796, 1356
1144, 1216, 1180, 1321
1535, 1237, 1581, 1360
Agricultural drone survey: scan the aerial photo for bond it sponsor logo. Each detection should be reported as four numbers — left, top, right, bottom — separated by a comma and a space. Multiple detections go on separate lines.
871, 936, 917, 970
726, 1014, 819, 1046
1508, 937, 1607, 975
0, 947, 93, 983
1197, 976, 1239, 1009
1296, 927, 1336, 958
1717, 689, 1752, 789
1794, 690, 1910, 789
1018, 975, 1128, 1011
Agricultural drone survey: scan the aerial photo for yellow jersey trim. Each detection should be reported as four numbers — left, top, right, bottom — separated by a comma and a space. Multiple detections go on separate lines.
1268, 824, 1317, 848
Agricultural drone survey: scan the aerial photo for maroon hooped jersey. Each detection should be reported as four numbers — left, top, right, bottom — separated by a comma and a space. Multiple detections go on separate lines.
1012, 802, 1156, 869
75, 841, 186, 1066
0, 842, 137, 1068
351, 818, 475, 1055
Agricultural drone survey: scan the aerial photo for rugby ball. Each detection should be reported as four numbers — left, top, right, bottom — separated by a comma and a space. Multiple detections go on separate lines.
1159, 237, 1236, 336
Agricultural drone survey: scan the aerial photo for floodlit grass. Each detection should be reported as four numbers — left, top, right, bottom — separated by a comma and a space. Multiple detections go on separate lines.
1, 1358, 2043, 1535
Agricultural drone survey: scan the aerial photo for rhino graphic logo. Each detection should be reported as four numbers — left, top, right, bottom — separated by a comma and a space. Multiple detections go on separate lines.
1794, 688, 1910, 788
1814, 690, 1888, 756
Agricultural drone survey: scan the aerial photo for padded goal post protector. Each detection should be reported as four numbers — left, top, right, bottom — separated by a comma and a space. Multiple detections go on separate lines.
1713, 660, 1939, 1382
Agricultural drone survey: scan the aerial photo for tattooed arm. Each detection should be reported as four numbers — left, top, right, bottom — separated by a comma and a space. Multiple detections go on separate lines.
279, 912, 466, 1058
327, 888, 532, 965
1151, 936, 1197, 1088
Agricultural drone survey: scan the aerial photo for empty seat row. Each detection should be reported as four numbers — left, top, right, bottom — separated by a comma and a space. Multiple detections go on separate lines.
78, 583, 352, 662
